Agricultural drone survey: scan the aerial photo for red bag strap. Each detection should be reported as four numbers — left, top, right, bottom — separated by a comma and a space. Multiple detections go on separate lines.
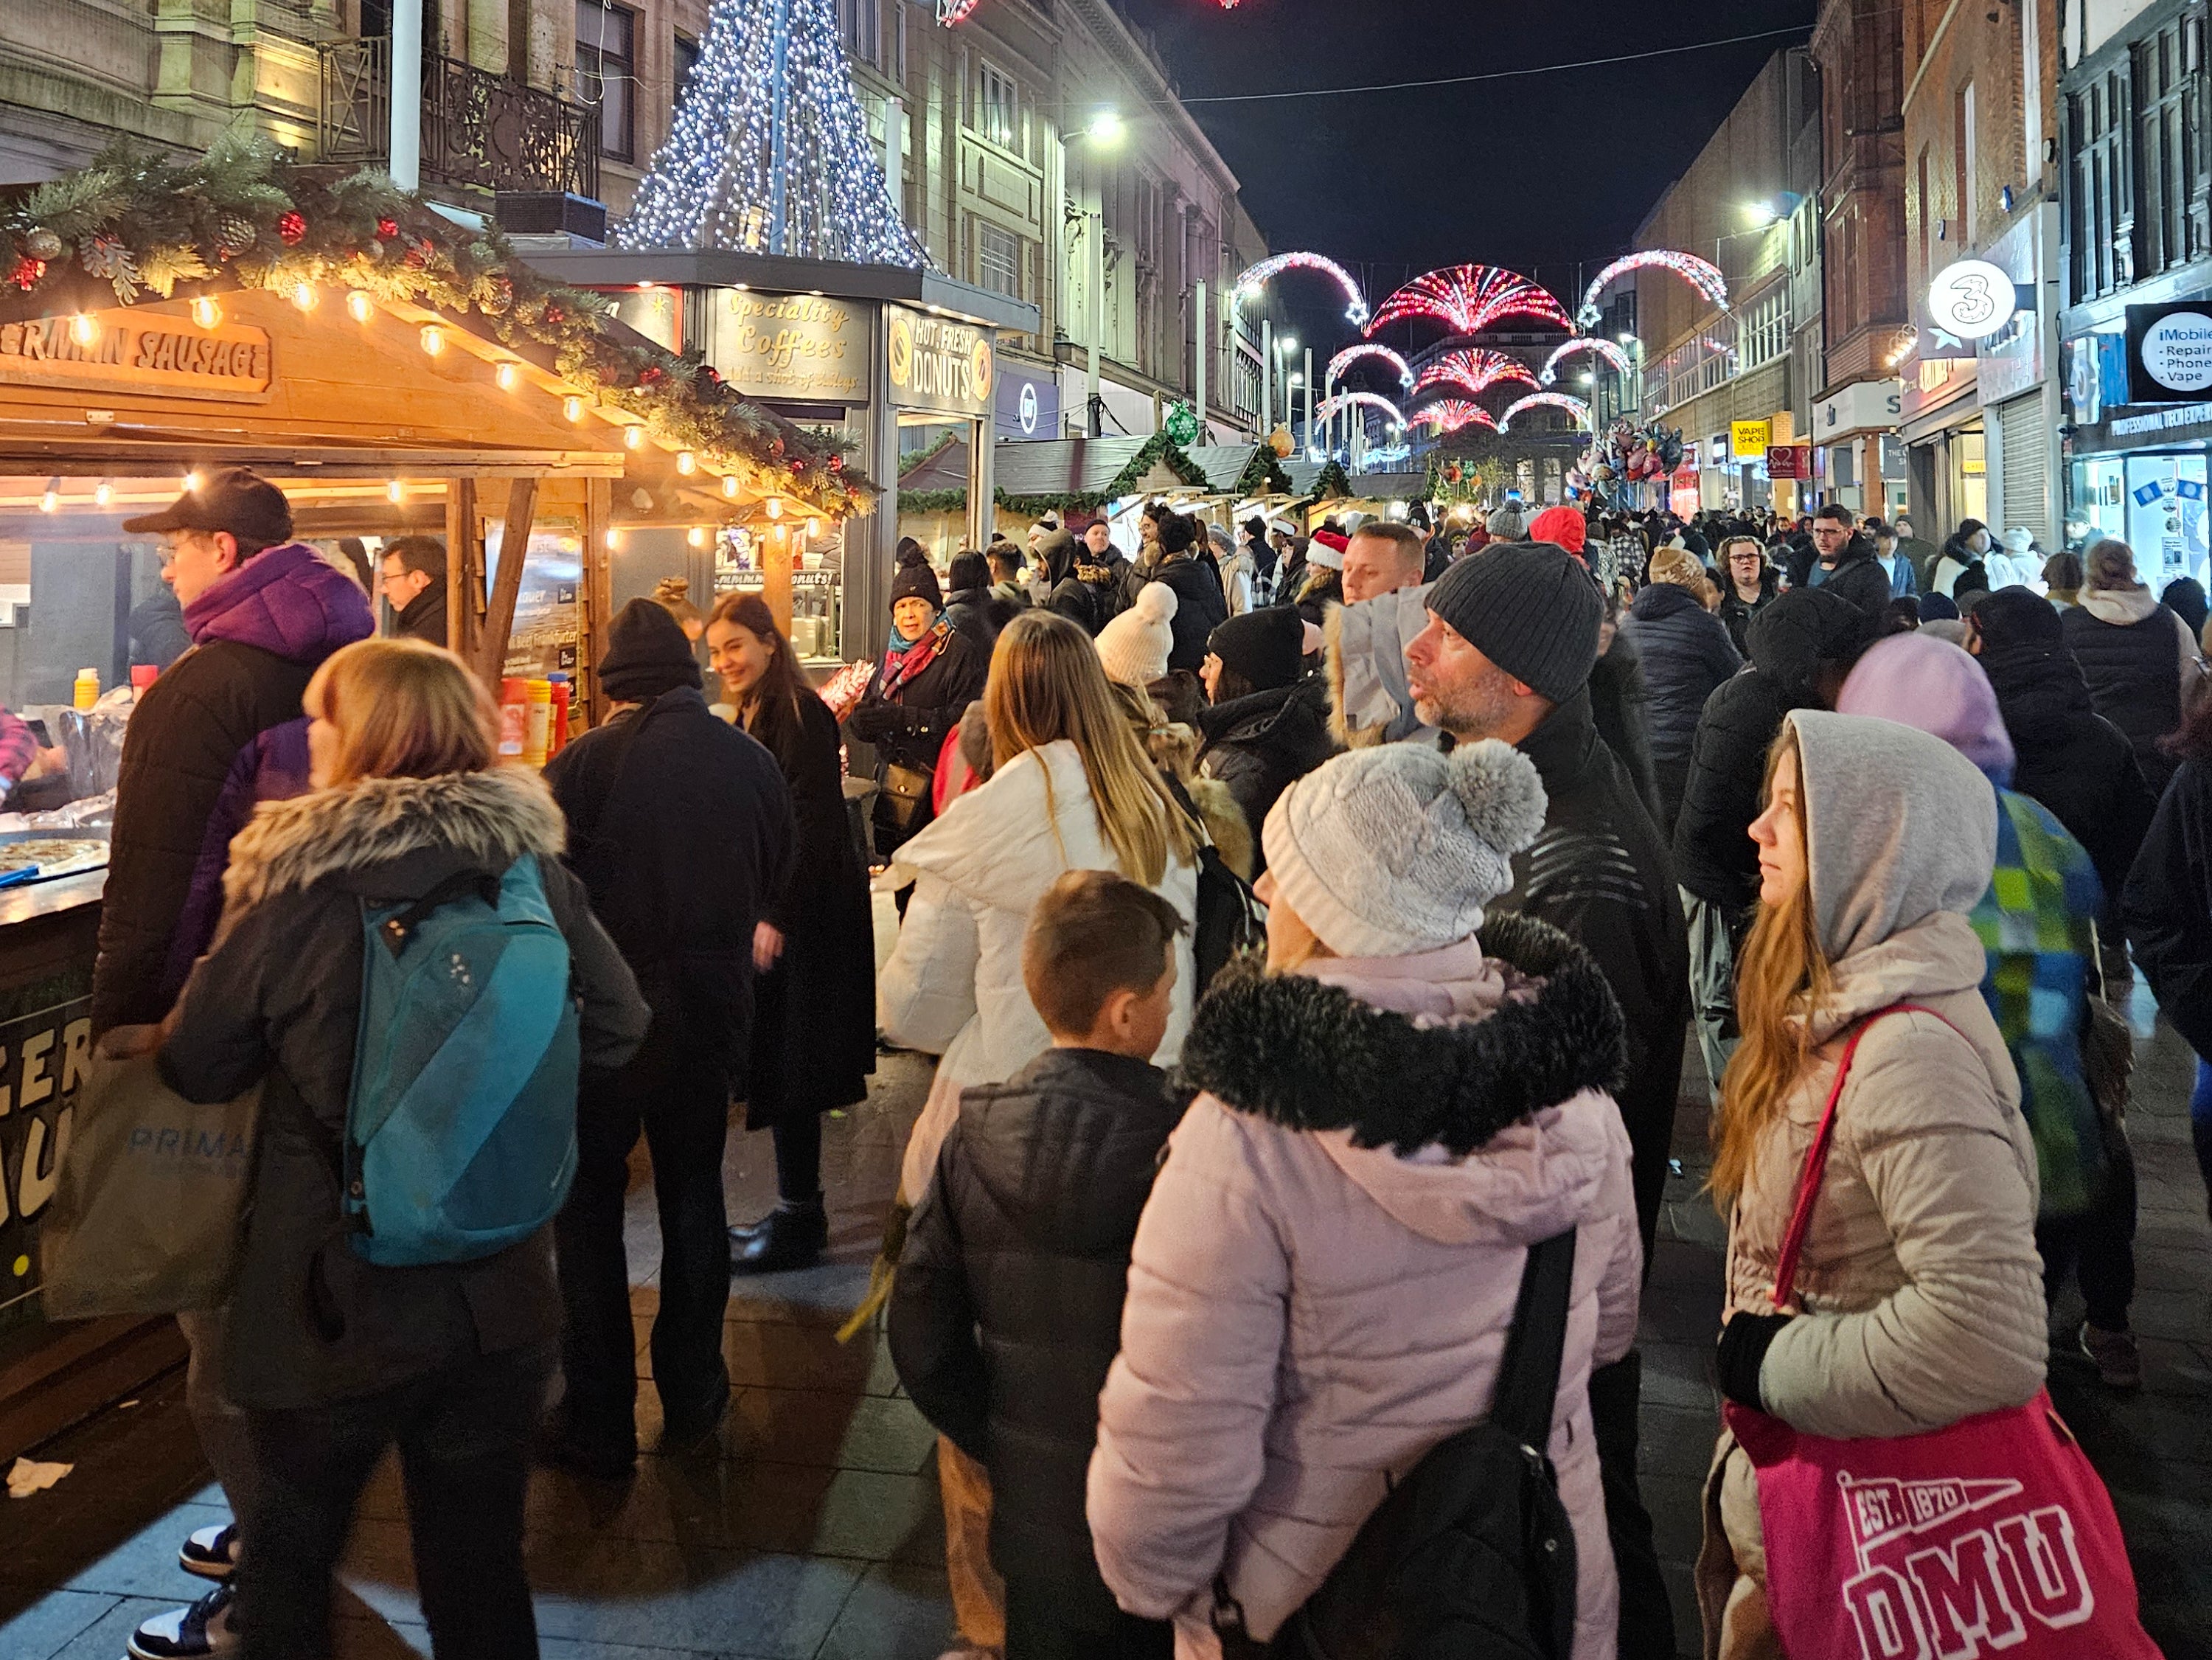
1768, 1001, 1966, 1311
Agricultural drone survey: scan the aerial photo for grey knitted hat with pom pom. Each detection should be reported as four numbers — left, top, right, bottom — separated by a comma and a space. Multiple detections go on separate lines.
1262, 739, 1548, 959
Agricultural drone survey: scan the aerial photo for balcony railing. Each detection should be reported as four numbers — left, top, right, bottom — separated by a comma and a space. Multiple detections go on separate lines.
319, 36, 601, 204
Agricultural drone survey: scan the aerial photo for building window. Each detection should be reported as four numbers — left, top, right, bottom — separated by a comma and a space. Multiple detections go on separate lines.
978, 61, 1017, 149
2135, 16, 2205, 281
575, 1, 635, 162
839, 0, 880, 69
975, 221, 1020, 298
673, 34, 700, 107
2070, 69, 2130, 302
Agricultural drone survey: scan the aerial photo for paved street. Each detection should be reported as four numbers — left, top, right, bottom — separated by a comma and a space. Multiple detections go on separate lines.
1, 1002, 2207, 1660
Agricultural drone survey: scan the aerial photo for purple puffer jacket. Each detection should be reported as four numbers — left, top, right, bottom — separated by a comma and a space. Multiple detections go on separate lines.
93, 543, 374, 1033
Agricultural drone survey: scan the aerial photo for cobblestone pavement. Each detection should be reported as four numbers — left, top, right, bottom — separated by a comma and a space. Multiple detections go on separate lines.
2, 1002, 2207, 1660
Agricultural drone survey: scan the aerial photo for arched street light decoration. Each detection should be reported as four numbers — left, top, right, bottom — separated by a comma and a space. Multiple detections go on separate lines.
1539, 337, 1632, 385
1410, 399, 1497, 434
1411, 347, 1539, 400
1366, 265, 1574, 338
1326, 342, 1416, 389
1234, 253, 1370, 327
1314, 391, 1405, 428
1576, 251, 1728, 330
1498, 392, 1593, 432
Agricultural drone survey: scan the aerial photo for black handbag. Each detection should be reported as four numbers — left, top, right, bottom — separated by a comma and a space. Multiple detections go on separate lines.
1216, 1229, 1582, 1660
1160, 773, 1265, 992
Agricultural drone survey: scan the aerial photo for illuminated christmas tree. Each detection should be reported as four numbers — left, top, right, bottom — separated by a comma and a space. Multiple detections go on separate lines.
622, 0, 925, 266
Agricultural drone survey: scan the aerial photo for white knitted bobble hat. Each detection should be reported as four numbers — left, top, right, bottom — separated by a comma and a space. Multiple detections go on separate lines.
1095, 580, 1178, 687
1262, 739, 1548, 958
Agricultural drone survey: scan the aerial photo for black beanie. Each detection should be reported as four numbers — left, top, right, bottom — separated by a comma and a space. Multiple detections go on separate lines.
1208, 608, 1305, 692
891, 541, 942, 611
1970, 583, 2064, 652
599, 597, 701, 703
1160, 513, 1199, 556
1425, 541, 1601, 704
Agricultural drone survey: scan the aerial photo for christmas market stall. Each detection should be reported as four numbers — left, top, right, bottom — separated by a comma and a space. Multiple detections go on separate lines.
0, 139, 865, 1456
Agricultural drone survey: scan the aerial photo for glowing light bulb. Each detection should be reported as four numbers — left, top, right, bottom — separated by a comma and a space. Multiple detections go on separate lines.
625, 427, 644, 450
765, 498, 783, 519
675, 450, 696, 475
182, 470, 200, 492
603, 528, 619, 550
564, 395, 585, 422
69, 315, 97, 346
806, 518, 821, 538
347, 291, 373, 323
386, 479, 404, 503
420, 325, 444, 356
687, 526, 707, 548
291, 283, 316, 312
495, 362, 519, 392
190, 298, 221, 330
722, 474, 740, 498
94, 481, 112, 507
39, 487, 57, 513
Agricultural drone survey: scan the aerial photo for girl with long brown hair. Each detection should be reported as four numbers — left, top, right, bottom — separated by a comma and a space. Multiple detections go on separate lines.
705, 592, 877, 1274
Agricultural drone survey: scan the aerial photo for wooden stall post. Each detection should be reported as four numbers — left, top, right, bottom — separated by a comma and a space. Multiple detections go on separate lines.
582, 476, 614, 727
765, 522, 795, 639
476, 474, 539, 684
444, 477, 483, 669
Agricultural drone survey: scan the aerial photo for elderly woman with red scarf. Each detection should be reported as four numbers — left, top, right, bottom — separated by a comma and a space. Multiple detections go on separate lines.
847, 539, 990, 858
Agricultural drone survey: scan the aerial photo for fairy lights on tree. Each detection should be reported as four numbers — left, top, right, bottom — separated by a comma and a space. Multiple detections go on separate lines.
1576, 251, 1727, 329
1234, 252, 1370, 327
624, 0, 926, 266
1540, 337, 1632, 384
1411, 347, 1539, 400
1366, 265, 1573, 338
1410, 400, 1497, 434
1326, 342, 1415, 389
1499, 392, 1593, 432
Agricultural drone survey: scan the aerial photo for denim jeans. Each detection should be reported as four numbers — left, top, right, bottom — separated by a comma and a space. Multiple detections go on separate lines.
554, 1031, 734, 1449
240, 1344, 550, 1660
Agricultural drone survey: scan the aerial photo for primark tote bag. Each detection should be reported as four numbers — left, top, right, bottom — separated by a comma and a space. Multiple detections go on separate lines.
1721, 1004, 2163, 1660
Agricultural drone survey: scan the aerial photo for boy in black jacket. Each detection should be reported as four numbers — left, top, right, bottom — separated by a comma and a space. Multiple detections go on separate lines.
890, 871, 1187, 1660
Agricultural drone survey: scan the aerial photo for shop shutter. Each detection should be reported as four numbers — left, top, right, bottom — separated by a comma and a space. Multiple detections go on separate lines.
1997, 393, 2054, 555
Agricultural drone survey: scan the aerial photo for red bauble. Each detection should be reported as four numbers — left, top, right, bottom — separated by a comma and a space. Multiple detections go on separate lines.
376, 216, 399, 239
639, 364, 664, 386
276, 211, 307, 246
7, 255, 44, 291
544, 304, 566, 324
828, 456, 844, 473
789, 459, 805, 475
770, 438, 785, 457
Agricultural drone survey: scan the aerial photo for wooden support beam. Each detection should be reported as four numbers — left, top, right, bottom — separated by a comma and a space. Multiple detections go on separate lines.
476, 474, 538, 684
582, 476, 614, 729
444, 476, 471, 659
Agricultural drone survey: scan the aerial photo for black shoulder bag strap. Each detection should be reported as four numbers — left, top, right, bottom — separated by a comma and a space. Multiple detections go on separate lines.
1488, 1229, 1579, 1456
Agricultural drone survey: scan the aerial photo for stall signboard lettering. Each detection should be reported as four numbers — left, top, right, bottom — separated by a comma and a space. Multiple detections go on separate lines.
1731, 419, 1772, 457
2126, 301, 2212, 404
0, 311, 274, 403
0, 992, 93, 1328
708, 291, 868, 403
886, 303, 993, 419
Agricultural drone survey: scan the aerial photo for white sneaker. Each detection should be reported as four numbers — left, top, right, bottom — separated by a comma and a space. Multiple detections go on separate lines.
128, 1581, 238, 1659
178, 1521, 238, 1580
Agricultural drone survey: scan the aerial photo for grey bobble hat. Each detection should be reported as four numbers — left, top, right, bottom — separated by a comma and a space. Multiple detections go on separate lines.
1425, 541, 1602, 704
1262, 740, 1548, 958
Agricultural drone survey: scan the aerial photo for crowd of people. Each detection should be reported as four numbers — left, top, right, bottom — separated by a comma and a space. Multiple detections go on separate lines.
71, 460, 2204, 1660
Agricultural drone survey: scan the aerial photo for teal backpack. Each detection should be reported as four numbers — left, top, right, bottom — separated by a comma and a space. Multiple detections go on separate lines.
343, 855, 582, 1267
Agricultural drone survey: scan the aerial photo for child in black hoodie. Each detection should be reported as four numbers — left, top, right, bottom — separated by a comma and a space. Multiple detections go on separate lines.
890, 869, 1186, 1660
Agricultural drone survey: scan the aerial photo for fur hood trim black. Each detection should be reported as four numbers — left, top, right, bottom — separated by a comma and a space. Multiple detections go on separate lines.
1176, 911, 1627, 1156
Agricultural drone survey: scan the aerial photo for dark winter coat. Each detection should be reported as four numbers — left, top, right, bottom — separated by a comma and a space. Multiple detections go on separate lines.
1043, 535, 1134, 637
1804, 539, 1895, 619
128, 586, 192, 670
157, 769, 649, 1410
1133, 552, 1230, 672
391, 584, 448, 648
2062, 591, 2197, 796
942, 585, 1002, 653
1672, 588, 1873, 914
1717, 569, 1781, 656
1492, 686, 1689, 1253
2124, 756, 2212, 1058
1590, 627, 1664, 828
741, 687, 876, 1126
1978, 639, 2157, 903
1622, 582, 1742, 768
1194, 678, 1338, 872
846, 620, 990, 851
889, 1047, 1183, 1620
545, 685, 794, 1086
94, 543, 375, 1035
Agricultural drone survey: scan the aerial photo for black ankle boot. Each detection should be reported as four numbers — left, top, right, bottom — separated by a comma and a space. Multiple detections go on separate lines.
728, 1198, 827, 1275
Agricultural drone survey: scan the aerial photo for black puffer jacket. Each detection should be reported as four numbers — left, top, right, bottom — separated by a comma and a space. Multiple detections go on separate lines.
1133, 552, 1230, 671
1673, 588, 1875, 915
1806, 539, 1895, 619
1194, 678, 1338, 871
2062, 590, 2196, 796
1590, 626, 1663, 827
157, 769, 648, 1410
2124, 756, 2212, 1058
889, 1047, 1183, 1621
1717, 569, 1780, 656
1622, 583, 1742, 766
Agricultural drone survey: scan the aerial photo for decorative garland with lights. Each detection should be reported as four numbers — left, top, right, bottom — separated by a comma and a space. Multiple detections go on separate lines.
1305, 458, 1353, 501
1326, 343, 1415, 390
1410, 399, 1497, 434
1366, 265, 1573, 338
1411, 347, 1537, 400
899, 429, 1218, 517
1314, 391, 1405, 428
1234, 253, 1370, 327
1539, 336, 1633, 384
1498, 392, 1593, 433
0, 136, 868, 515
1576, 250, 1728, 331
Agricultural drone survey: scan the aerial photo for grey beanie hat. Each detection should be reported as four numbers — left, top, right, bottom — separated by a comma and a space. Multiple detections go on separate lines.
1425, 541, 1602, 704
1485, 504, 1527, 540
1262, 740, 1548, 958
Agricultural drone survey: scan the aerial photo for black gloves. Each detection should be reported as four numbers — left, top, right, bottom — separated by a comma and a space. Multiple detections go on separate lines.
1717, 1310, 1793, 1411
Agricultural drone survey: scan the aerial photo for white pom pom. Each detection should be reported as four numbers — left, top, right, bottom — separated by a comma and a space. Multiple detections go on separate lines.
1446, 738, 1548, 856
1133, 580, 1178, 624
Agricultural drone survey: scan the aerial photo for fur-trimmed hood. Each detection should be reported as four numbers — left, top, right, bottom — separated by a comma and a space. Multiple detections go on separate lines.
1179, 909, 1624, 1160
222, 766, 567, 914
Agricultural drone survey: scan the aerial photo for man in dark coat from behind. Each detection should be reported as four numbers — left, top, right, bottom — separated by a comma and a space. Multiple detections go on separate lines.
546, 600, 796, 1472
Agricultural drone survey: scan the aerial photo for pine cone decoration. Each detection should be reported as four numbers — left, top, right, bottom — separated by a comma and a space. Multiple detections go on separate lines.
217, 215, 257, 258
24, 229, 61, 261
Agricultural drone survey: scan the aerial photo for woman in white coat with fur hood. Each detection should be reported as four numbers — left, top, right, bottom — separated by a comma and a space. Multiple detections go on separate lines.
1087, 740, 1643, 1660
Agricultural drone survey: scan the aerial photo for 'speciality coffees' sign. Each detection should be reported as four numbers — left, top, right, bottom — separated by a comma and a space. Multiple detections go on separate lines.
885, 302, 993, 419
0, 310, 274, 403
706, 290, 868, 403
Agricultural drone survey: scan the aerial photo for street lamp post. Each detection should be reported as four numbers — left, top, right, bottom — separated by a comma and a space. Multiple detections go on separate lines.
1260, 318, 1273, 437
1080, 111, 1124, 440
1303, 347, 1314, 457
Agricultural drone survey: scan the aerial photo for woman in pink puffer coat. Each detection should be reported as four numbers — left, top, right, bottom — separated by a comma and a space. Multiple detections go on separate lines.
1087, 739, 1643, 1660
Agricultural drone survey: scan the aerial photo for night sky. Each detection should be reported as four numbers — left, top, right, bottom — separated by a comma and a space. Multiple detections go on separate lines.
1106, 0, 1818, 365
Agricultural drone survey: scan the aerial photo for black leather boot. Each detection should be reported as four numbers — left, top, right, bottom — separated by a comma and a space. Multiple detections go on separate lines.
728, 1198, 827, 1275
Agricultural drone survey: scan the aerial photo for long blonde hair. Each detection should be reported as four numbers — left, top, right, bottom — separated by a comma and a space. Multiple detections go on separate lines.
1708, 725, 1834, 1204
305, 639, 497, 786
985, 610, 1198, 886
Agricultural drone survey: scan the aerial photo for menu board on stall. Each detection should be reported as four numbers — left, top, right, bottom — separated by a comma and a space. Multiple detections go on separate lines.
0, 308, 274, 403
886, 303, 993, 418
708, 291, 869, 403
486, 517, 583, 678
0, 984, 91, 1332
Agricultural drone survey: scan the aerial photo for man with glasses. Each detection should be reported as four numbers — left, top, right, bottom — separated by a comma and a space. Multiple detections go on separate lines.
1801, 501, 1893, 618
378, 535, 449, 648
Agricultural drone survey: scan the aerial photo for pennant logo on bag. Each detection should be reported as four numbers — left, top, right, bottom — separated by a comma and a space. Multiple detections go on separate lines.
1837, 1473, 2096, 1659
